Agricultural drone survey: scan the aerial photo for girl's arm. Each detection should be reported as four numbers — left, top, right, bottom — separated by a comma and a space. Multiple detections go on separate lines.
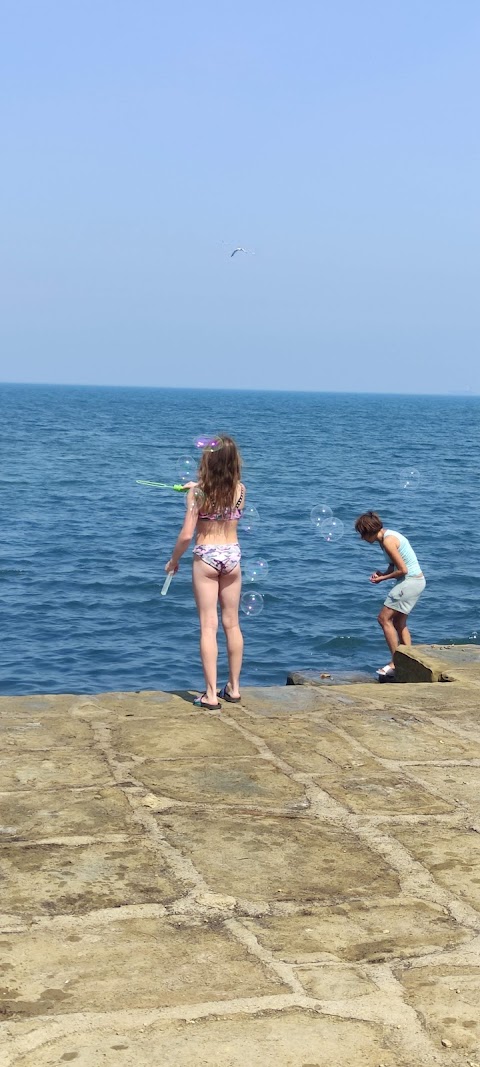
165, 487, 199, 574
370, 536, 408, 583
374, 562, 395, 577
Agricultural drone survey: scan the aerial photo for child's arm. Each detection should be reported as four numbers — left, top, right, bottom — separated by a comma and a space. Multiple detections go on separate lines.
370, 536, 408, 583
165, 488, 199, 573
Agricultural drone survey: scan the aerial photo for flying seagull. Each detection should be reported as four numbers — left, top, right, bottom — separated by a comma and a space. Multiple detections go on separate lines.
230, 247, 255, 257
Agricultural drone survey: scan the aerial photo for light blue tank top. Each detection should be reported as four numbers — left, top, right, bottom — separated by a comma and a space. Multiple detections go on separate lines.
382, 530, 422, 577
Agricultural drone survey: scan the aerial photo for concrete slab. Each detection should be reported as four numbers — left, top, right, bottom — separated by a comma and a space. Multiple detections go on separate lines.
316, 768, 453, 814
140, 758, 304, 808
388, 825, 480, 911
399, 963, 480, 1053
287, 669, 376, 685
331, 709, 480, 761
234, 685, 376, 717
0, 748, 112, 790
0, 787, 139, 841
98, 690, 188, 708
0, 716, 92, 751
232, 716, 386, 773
1, 841, 181, 916
244, 898, 470, 963
402, 766, 480, 813
0, 1011, 407, 1067
0, 917, 287, 1017
159, 812, 400, 903
110, 714, 257, 760
2, 667, 480, 1067
0, 695, 88, 717
395, 643, 480, 683
366, 683, 480, 718
72, 691, 195, 721
292, 963, 379, 998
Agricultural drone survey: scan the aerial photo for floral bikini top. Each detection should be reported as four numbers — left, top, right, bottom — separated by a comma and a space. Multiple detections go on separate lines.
198, 484, 245, 522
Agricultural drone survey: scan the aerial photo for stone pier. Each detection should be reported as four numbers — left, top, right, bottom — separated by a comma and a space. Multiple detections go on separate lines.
1, 646, 480, 1065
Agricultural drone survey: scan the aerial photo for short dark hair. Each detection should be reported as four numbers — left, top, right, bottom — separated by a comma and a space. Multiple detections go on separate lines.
354, 511, 383, 537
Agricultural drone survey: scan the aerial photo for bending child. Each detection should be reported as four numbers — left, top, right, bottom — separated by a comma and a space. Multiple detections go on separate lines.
354, 511, 426, 679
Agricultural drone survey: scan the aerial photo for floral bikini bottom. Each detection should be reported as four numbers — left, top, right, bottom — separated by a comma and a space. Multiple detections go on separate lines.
193, 543, 241, 574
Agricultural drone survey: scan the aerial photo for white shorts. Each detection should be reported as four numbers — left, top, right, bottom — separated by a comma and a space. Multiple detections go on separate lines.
383, 576, 426, 615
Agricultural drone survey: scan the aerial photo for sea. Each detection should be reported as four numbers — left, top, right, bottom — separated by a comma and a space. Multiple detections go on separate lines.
1, 384, 479, 696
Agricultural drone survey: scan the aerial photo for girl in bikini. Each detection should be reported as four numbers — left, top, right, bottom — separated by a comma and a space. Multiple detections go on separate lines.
165, 435, 245, 709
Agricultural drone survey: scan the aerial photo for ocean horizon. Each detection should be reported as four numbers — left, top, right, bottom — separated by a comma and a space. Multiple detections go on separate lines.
3, 381, 478, 396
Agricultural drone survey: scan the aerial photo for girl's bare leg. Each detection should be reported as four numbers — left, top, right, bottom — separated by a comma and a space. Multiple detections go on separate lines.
219, 565, 243, 697
377, 605, 399, 668
192, 559, 220, 704
394, 612, 411, 646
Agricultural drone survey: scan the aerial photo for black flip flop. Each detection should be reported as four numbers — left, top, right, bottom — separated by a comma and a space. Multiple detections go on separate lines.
218, 685, 241, 704
193, 693, 222, 710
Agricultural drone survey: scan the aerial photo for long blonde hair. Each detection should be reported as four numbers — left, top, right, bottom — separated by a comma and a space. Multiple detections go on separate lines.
197, 436, 242, 515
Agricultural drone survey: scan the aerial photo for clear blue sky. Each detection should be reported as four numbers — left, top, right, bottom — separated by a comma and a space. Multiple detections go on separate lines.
1, 1, 479, 393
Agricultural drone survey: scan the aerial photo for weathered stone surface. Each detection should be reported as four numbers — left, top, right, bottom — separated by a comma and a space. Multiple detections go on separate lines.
110, 714, 257, 760
395, 643, 480, 683
1, 841, 180, 916
292, 963, 378, 998
3, 666, 480, 1067
316, 768, 453, 814
399, 963, 480, 1052
0, 748, 111, 790
389, 825, 480, 910
233, 716, 386, 773
0, 694, 85, 716
331, 709, 480, 761
69, 691, 193, 723
0, 917, 287, 1017
245, 898, 470, 963
0, 715, 92, 751
287, 670, 376, 685
95, 690, 202, 718
140, 758, 304, 808
230, 685, 375, 718
98, 689, 185, 704
0, 786, 138, 841
367, 682, 480, 720
159, 812, 399, 902
1, 1011, 405, 1067
403, 765, 480, 813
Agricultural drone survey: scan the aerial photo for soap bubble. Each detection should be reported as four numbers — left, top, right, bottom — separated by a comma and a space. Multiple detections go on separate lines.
321, 517, 344, 542
400, 468, 420, 491
193, 434, 223, 452
240, 505, 259, 534
244, 558, 269, 582
241, 591, 264, 617
185, 486, 205, 510
177, 456, 197, 482
310, 504, 333, 528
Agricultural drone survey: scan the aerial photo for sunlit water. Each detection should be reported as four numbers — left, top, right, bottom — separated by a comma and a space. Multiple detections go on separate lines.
1, 384, 478, 695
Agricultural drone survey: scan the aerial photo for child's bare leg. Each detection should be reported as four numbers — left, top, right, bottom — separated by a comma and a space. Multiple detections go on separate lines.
219, 566, 243, 697
394, 612, 411, 647
192, 560, 220, 704
377, 606, 399, 668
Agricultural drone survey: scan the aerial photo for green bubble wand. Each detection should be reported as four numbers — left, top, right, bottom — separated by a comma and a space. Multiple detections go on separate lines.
136, 479, 193, 597
136, 479, 189, 492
